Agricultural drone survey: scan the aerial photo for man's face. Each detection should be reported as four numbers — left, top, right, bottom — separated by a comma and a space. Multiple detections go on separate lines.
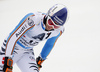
45, 16, 60, 31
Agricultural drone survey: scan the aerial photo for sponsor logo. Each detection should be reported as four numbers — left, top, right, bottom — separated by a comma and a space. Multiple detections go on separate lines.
16, 26, 26, 37
52, 6, 57, 12
19, 37, 39, 47
28, 18, 34, 26
15, 18, 34, 38
54, 16, 63, 24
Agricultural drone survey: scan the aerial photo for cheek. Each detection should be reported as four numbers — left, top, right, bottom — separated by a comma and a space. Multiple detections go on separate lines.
46, 23, 54, 29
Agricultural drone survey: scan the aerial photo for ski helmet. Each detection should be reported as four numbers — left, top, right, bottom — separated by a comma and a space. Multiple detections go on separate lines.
44, 4, 68, 28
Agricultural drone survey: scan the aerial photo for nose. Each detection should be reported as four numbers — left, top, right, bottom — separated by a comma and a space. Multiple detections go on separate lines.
45, 23, 54, 30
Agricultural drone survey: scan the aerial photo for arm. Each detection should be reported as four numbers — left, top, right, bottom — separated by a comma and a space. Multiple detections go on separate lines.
36, 31, 62, 70
5, 13, 35, 57
3, 13, 35, 72
40, 32, 62, 60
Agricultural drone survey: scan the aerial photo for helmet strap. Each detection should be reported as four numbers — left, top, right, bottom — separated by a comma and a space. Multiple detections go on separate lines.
43, 15, 47, 26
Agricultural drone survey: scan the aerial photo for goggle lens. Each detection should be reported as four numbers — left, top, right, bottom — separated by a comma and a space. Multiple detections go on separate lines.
48, 19, 60, 29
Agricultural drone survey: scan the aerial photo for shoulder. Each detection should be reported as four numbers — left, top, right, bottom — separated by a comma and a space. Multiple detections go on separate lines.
55, 26, 65, 35
59, 26, 65, 33
33, 12, 45, 19
48, 26, 64, 38
28, 12, 45, 25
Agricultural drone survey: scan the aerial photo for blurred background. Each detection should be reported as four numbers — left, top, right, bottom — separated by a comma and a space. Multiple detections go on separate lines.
0, 0, 100, 72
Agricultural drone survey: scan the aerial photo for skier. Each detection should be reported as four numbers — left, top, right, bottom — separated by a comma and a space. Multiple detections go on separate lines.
0, 4, 68, 72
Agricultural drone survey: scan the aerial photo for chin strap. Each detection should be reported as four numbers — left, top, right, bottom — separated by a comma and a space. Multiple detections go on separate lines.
43, 15, 47, 26
45, 29, 54, 31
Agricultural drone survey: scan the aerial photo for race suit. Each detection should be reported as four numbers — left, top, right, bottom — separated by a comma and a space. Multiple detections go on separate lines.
0, 12, 64, 72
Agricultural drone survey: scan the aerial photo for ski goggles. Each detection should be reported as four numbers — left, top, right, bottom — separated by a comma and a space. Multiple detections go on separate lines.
47, 16, 60, 29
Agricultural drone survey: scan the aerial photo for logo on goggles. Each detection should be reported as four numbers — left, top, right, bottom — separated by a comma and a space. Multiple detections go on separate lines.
54, 16, 63, 25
